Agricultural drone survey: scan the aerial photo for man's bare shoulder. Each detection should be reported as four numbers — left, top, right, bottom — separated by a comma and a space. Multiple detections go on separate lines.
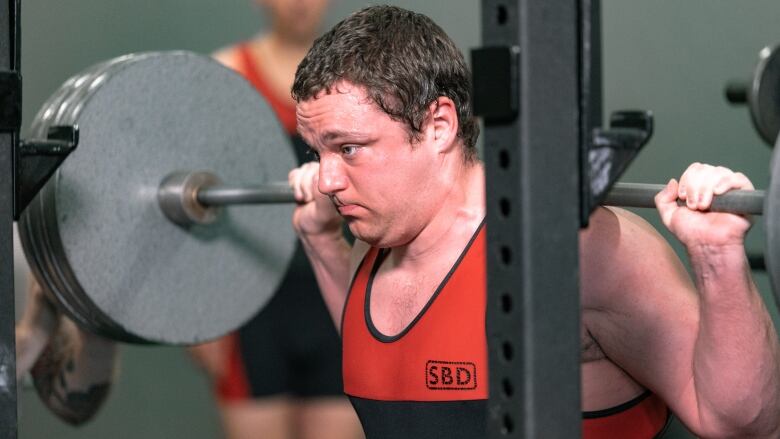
580, 207, 684, 308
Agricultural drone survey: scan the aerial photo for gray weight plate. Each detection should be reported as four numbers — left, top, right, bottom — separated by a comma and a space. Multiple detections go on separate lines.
19, 51, 297, 344
22, 57, 147, 338
22, 62, 123, 334
750, 45, 780, 146
39, 63, 138, 337
42, 55, 154, 329
52, 55, 167, 340
768, 136, 780, 310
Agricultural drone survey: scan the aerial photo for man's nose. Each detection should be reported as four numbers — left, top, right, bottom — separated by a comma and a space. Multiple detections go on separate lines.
318, 157, 348, 195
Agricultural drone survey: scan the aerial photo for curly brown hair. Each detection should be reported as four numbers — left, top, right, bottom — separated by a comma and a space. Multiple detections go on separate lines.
291, 5, 479, 162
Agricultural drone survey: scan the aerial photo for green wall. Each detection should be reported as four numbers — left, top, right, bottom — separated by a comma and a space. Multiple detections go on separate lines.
13, 1, 780, 438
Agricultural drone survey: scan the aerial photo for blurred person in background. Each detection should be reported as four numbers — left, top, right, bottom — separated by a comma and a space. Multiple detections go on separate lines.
189, 1, 364, 438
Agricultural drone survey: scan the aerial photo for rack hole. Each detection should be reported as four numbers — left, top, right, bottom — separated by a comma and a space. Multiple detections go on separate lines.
502, 413, 515, 434
500, 246, 512, 265
499, 197, 511, 217
502, 378, 514, 397
501, 293, 512, 314
498, 149, 510, 169
502, 341, 514, 361
497, 5, 508, 25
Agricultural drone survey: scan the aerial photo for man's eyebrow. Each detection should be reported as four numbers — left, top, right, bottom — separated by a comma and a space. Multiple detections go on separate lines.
321, 129, 362, 142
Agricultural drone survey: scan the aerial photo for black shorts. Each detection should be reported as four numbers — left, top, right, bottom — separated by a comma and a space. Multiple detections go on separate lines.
235, 243, 344, 398
227, 135, 346, 399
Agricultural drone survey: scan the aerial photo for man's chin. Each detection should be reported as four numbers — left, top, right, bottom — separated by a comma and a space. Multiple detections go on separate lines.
347, 222, 381, 246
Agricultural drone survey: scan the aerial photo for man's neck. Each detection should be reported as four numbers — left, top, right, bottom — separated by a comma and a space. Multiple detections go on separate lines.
390, 161, 485, 267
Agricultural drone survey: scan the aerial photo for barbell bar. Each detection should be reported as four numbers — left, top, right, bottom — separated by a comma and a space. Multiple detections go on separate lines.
603, 182, 765, 214
158, 174, 766, 228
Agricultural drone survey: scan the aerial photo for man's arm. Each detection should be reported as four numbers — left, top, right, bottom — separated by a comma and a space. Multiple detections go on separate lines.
582, 165, 780, 438
298, 231, 364, 328
289, 162, 364, 328
16, 279, 118, 426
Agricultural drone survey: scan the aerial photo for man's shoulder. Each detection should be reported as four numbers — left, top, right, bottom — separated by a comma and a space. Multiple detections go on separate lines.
580, 207, 675, 308
583, 207, 663, 248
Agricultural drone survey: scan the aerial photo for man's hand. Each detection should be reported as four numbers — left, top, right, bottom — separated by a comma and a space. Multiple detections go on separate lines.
655, 162, 753, 248
288, 162, 343, 236
16, 279, 59, 381
16, 276, 117, 425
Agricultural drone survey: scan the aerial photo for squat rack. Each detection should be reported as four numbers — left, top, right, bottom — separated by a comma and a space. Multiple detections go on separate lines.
0, 0, 19, 437
478, 1, 582, 437
478, 1, 643, 437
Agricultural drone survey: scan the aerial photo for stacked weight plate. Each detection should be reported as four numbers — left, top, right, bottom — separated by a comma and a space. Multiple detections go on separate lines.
19, 51, 297, 344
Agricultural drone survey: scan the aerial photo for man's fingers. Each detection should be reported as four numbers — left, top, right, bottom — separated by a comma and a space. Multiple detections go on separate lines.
712, 171, 754, 194
302, 162, 319, 201
677, 163, 755, 211
655, 178, 678, 227
698, 187, 714, 211
288, 162, 321, 203
288, 168, 303, 200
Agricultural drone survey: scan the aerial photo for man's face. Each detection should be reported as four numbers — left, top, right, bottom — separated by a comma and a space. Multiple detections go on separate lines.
296, 82, 443, 247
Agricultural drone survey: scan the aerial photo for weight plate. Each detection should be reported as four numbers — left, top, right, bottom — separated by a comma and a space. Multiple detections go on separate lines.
23, 56, 153, 339
22, 61, 122, 335
767, 135, 780, 310
750, 45, 780, 146
19, 51, 297, 344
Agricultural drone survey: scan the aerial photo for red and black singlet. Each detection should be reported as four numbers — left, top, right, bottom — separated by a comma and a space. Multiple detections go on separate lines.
342, 220, 489, 438
342, 220, 670, 438
583, 391, 670, 438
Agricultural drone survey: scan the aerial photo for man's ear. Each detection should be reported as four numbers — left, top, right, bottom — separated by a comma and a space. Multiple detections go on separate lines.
427, 97, 459, 154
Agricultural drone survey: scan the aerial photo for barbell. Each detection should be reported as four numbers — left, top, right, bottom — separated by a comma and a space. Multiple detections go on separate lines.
18, 51, 780, 345
157, 177, 767, 228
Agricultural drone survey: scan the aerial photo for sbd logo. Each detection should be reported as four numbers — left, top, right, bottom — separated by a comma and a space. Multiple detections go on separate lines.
426, 360, 477, 390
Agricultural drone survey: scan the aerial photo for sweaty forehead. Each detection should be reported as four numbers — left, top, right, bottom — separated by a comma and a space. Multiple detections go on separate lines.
295, 82, 386, 140
297, 82, 372, 116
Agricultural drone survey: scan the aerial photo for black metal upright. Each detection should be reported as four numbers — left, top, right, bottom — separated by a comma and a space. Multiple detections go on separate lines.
0, 0, 18, 437
479, 1, 582, 437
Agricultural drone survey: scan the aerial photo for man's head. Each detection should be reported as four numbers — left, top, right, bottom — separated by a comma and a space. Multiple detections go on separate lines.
292, 5, 479, 162
256, 0, 330, 44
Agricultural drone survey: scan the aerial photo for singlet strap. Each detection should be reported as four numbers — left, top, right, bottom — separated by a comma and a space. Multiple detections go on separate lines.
582, 390, 653, 419
582, 391, 670, 439
236, 43, 297, 135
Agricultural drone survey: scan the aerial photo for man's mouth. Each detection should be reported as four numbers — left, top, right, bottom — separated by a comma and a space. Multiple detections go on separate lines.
337, 204, 359, 215
332, 197, 360, 216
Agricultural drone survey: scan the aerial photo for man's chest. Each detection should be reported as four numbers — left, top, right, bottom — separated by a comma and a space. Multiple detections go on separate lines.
368, 271, 439, 336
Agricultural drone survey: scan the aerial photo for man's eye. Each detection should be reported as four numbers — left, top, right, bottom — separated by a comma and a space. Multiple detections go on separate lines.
306, 149, 321, 162
341, 145, 358, 156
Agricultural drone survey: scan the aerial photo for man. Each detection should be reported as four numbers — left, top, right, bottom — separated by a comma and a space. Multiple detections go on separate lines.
189, 1, 364, 438
287, 5, 780, 438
